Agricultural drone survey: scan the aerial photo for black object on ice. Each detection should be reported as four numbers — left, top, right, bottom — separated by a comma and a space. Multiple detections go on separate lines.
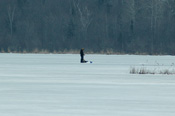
80, 48, 88, 63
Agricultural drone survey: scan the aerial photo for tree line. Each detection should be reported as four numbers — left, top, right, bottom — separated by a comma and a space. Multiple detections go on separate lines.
0, 0, 175, 54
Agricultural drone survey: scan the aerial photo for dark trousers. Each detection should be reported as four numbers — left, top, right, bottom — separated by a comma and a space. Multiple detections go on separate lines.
80, 56, 87, 63
80, 55, 84, 63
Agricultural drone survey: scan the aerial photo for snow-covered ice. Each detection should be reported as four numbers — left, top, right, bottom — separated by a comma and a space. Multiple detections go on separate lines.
0, 53, 175, 116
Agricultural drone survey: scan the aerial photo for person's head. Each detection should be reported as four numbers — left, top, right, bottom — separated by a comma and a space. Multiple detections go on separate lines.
81, 48, 84, 50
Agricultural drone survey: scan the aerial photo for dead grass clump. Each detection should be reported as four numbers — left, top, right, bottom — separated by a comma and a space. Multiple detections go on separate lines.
130, 67, 175, 75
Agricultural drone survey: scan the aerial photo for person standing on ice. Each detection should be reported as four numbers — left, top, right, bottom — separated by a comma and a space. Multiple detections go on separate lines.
80, 48, 87, 63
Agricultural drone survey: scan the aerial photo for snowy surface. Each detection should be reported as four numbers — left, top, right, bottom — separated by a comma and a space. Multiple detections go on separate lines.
0, 53, 175, 116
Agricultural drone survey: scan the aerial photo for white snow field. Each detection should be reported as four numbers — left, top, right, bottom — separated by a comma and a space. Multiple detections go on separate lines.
0, 53, 175, 116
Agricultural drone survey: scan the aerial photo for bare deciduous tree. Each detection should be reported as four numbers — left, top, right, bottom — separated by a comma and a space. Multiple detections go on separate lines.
8, 5, 15, 39
73, 0, 92, 31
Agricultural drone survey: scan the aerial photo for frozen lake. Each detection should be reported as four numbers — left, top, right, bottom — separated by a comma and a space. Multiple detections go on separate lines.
0, 53, 175, 116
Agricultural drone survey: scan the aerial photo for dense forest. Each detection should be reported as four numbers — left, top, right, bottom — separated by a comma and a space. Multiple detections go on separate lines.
0, 0, 175, 54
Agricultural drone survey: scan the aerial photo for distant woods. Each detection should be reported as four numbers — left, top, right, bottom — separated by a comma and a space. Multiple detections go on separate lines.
0, 0, 175, 54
